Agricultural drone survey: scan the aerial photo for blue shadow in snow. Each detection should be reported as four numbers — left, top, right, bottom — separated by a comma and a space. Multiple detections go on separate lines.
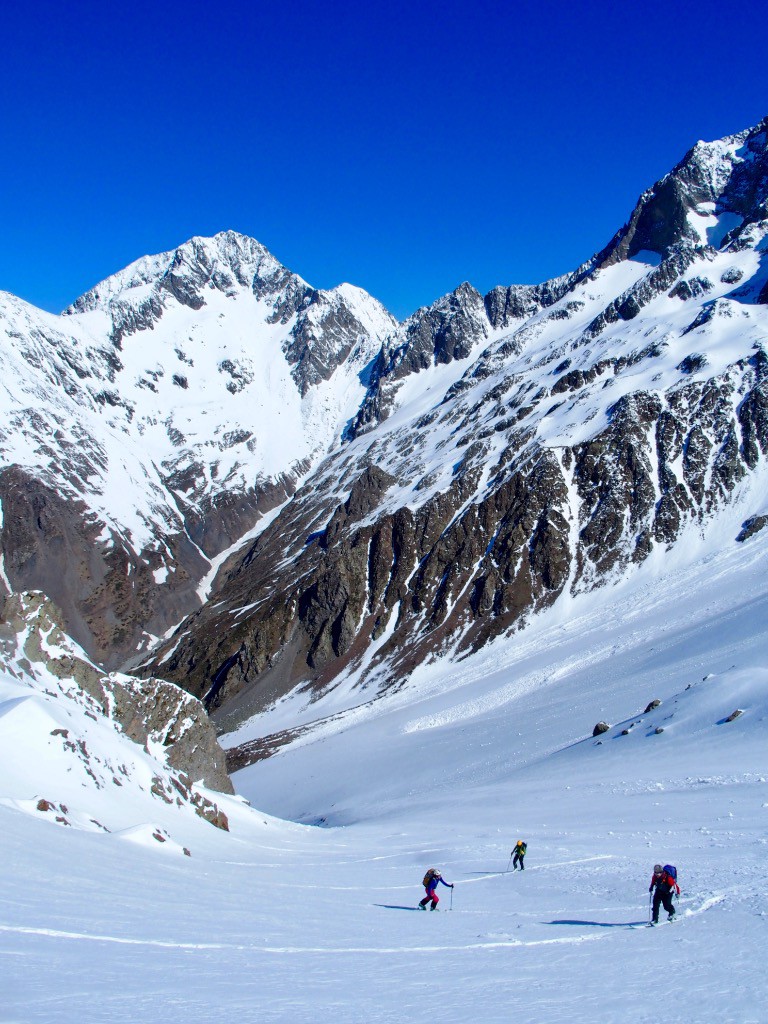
375, 904, 423, 912
548, 919, 646, 928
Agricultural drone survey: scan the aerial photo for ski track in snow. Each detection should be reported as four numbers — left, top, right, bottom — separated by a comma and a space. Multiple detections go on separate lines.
0, 891, 728, 955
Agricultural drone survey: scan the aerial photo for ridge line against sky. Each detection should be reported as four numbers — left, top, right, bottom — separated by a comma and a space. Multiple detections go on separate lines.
2, 0, 765, 321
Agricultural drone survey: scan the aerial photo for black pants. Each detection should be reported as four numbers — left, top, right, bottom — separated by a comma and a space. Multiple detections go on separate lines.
652, 888, 675, 922
513, 853, 525, 870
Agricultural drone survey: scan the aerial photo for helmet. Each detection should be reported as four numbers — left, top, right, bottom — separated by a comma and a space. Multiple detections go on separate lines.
653, 864, 663, 873
434, 870, 441, 877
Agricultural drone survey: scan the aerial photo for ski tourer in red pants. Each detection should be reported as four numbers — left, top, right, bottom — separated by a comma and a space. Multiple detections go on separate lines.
418, 869, 453, 910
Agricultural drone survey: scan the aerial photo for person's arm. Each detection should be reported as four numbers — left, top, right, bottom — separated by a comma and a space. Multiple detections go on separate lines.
440, 877, 454, 888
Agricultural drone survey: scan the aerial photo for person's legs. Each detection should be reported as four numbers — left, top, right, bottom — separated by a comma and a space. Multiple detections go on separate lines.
652, 889, 662, 923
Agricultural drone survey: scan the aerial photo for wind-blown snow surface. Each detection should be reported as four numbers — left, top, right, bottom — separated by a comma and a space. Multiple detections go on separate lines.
3, 531, 768, 1022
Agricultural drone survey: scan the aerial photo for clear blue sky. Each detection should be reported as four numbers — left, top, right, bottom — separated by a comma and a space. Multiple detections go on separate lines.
2, 0, 764, 320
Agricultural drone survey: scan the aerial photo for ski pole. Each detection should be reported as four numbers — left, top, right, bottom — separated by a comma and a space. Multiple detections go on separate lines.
450, 886, 454, 911
506, 855, 512, 873
648, 892, 653, 924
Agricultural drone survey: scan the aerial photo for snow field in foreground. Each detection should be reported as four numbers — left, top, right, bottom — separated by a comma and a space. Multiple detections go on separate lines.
2, 768, 766, 1024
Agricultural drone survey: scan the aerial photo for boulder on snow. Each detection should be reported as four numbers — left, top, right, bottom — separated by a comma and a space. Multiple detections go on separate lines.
644, 699, 662, 713
737, 516, 768, 543
724, 708, 744, 722
592, 721, 610, 736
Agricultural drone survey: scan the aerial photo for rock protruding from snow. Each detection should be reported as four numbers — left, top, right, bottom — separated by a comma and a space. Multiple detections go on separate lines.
595, 115, 768, 268
0, 591, 233, 794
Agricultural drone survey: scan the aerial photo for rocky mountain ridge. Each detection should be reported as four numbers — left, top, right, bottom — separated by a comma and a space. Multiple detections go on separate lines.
1, 117, 767, 758
140, 117, 768, 746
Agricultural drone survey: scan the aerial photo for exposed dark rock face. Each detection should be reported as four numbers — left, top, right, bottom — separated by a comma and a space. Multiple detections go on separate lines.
0, 466, 207, 669
594, 115, 768, 268
349, 282, 492, 437
484, 278, 575, 329
285, 290, 390, 396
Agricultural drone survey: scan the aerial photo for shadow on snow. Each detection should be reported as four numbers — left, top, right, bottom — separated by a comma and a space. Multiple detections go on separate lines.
548, 919, 646, 928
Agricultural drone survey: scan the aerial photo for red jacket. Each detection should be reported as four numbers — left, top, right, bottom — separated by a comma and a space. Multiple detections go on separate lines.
650, 871, 680, 895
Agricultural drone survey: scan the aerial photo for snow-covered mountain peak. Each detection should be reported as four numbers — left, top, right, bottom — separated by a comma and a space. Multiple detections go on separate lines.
64, 230, 308, 330
0, 233, 398, 668
592, 116, 768, 272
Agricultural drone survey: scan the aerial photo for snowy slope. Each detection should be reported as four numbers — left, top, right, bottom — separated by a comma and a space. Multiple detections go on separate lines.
2, 522, 767, 1023
0, 591, 235, 849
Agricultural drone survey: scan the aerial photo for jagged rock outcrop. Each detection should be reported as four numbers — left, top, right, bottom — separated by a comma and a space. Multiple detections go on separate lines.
0, 591, 232, 793
594, 116, 768, 268
349, 282, 493, 437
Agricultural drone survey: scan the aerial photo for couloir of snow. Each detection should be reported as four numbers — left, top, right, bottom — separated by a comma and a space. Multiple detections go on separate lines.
2, 518, 767, 1023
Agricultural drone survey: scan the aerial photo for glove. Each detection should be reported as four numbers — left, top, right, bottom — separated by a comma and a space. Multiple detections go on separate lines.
648, 887, 653, 893
451, 883, 455, 888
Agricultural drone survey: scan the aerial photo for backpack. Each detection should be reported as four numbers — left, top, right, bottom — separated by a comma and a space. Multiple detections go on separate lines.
663, 864, 677, 881
423, 868, 438, 887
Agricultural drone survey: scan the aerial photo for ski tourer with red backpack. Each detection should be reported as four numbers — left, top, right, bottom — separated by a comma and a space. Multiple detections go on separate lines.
649, 864, 680, 925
